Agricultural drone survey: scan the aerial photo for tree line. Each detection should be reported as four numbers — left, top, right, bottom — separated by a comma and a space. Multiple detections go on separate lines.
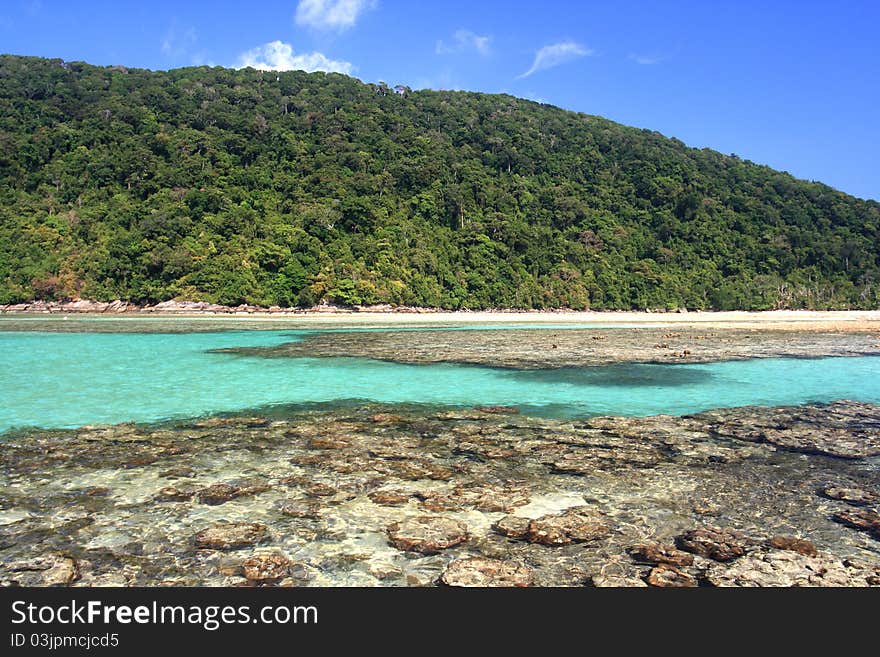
1, 55, 878, 310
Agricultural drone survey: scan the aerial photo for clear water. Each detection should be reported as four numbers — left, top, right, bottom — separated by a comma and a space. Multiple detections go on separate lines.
1, 328, 879, 433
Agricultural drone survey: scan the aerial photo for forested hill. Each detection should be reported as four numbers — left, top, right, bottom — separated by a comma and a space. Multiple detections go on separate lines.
1, 55, 878, 310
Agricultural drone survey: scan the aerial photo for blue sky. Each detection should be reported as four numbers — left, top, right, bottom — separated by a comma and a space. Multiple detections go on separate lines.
2, 0, 878, 200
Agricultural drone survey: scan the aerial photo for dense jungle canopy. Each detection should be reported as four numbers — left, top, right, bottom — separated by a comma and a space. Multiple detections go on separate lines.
1, 55, 878, 309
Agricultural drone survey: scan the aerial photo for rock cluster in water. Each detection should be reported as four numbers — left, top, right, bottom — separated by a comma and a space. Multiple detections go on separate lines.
0, 401, 878, 587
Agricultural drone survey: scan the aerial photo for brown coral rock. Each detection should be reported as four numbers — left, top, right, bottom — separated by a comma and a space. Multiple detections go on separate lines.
279, 499, 322, 518
675, 526, 756, 561
494, 515, 531, 540
832, 508, 880, 540
526, 507, 610, 546
705, 549, 875, 587
629, 543, 695, 567
767, 536, 819, 556
2, 554, 79, 586
440, 557, 533, 587
821, 486, 879, 507
194, 523, 268, 550
242, 554, 291, 582
387, 516, 468, 554
197, 481, 271, 504
645, 564, 697, 588
368, 489, 412, 506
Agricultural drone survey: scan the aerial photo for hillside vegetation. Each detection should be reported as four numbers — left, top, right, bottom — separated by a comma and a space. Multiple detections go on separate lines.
1, 55, 878, 309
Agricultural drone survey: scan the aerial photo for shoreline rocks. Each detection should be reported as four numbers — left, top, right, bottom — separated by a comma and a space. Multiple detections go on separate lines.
0, 299, 527, 316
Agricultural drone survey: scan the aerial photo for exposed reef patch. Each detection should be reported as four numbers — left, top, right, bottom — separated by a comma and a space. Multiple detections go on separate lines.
213, 327, 880, 369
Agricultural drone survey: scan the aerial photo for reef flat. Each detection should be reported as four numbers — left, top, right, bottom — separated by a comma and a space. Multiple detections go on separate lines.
216, 326, 880, 368
1, 401, 878, 587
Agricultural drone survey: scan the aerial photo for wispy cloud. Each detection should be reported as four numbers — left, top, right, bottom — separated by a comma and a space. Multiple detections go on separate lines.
518, 41, 593, 78
237, 40, 354, 74
161, 23, 198, 58
629, 53, 661, 65
190, 51, 215, 67
295, 0, 376, 31
436, 29, 491, 56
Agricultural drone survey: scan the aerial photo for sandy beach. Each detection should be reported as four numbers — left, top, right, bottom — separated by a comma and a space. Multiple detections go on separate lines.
2, 308, 880, 332
220, 309, 880, 331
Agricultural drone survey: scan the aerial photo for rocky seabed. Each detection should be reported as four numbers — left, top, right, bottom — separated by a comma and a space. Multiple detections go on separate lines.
1, 400, 879, 587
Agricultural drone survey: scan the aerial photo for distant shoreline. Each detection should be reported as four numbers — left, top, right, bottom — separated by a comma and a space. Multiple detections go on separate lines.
1, 300, 879, 331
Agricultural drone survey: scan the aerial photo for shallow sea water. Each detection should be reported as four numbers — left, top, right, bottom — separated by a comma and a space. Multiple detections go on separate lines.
1, 320, 879, 587
1, 325, 879, 432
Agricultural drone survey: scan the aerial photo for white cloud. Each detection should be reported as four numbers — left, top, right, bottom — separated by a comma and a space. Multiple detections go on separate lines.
161, 24, 197, 57
436, 29, 491, 56
237, 41, 354, 74
518, 41, 593, 78
629, 53, 660, 65
295, 0, 376, 31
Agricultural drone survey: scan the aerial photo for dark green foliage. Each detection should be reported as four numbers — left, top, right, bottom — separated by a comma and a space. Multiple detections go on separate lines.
1, 55, 878, 309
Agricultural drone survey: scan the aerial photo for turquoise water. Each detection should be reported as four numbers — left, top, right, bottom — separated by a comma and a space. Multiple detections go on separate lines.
1, 329, 879, 432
